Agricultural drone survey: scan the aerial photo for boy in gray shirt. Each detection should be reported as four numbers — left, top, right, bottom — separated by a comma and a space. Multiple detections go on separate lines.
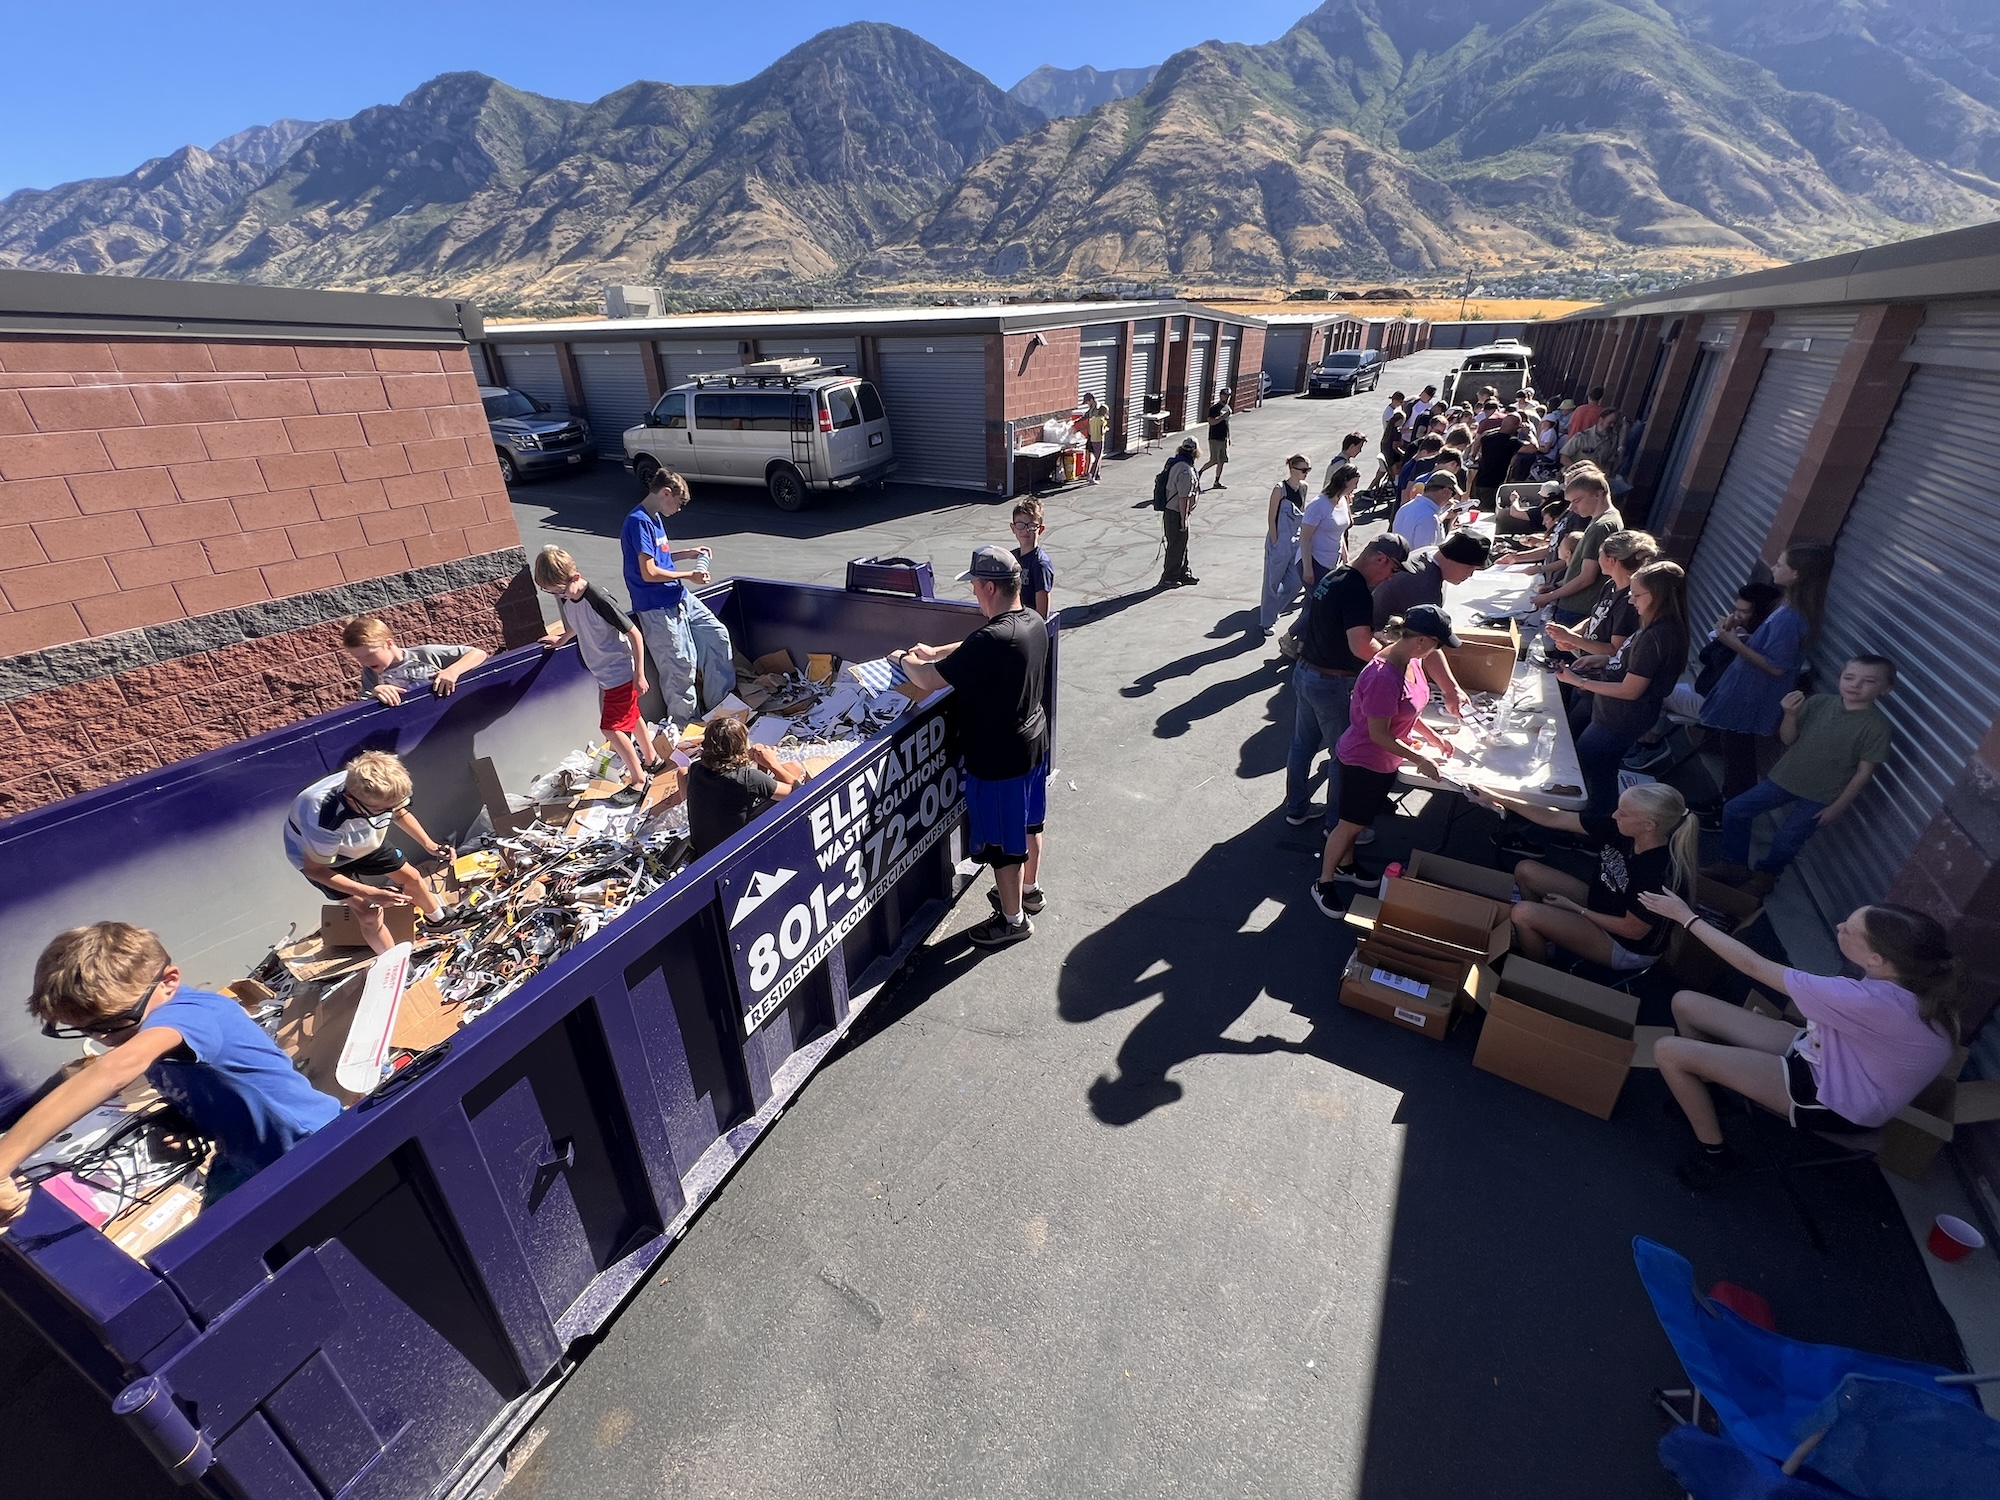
342, 616, 487, 705
532, 546, 658, 807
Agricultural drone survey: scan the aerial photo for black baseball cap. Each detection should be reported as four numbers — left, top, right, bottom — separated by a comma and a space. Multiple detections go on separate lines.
1438, 531, 1492, 567
1400, 604, 1461, 648
957, 545, 1021, 583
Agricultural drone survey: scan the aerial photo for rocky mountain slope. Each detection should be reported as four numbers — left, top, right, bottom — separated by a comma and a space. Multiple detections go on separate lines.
1008, 64, 1160, 118
0, 3, 1994, 300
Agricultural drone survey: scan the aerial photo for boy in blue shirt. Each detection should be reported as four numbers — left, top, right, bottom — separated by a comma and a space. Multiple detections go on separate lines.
1009, 498, 1055, 617
621, 469, 736, 722
1, 922, 342, 1225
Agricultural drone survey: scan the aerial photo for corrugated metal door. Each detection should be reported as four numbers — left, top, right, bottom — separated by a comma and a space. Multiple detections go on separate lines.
1683, 310, 1856, 634
1645, 337, 1728, 533
1264, 328, 1307, 392
656, 341, 742, 387
1185, 325, 1212, 427
1216, 326, 1240, 398
1799, 304, 2000, 925
496, 344, 569, 412
755, 336, 859, 371
569, 342, 652, 455
874, 336, 990, 490
1126, 321, 1160, 454
1078, 324, 1119, 408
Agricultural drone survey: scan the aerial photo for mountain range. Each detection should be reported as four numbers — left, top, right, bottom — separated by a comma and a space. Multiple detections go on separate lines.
2, 0, 1996, 304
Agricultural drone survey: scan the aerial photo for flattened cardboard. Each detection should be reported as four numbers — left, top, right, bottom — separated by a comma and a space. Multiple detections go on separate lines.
275, 933, 375, 984
752, 649, 798, 676
276, 974, 368, 1106
1405, 850, 1516, 904
807, 653, 837, 684
388, 974, 463, 1052
104, 1181, 204, 1260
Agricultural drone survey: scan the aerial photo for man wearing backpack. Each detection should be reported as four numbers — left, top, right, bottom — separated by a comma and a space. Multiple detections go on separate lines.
1158, 437, 1200, 588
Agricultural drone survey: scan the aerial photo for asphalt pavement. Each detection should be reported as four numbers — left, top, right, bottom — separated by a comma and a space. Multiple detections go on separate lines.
14, 354, 1962, 1500
495, 355, 1962, 1499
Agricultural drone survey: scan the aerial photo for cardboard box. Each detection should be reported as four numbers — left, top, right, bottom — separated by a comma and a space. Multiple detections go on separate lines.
1667, 879, 1765, 991
1377, 876, 1511, 967
320, 902, 417, 949
1442, 618, 1521, 694
1339, 953, 1490, 1041
104, 1180, 204, 1260
1404, 849, 1516, 904
1473, 955, 1641, 1118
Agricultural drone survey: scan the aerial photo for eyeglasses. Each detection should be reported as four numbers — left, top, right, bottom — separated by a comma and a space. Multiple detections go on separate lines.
344, 794, 410, 827
42, 966, 168, 1040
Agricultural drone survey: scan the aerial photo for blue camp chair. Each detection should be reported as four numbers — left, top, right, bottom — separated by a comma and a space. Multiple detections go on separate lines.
1634, 1237, 2000, 1499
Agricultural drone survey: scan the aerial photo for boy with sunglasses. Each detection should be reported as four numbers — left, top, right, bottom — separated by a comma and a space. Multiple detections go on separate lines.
283, 749, 471, 954
1, 921, 342, 1225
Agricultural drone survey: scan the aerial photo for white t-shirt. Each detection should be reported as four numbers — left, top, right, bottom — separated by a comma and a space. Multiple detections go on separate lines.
1300, 492, 1351, 572
1392, 495, 1447, 550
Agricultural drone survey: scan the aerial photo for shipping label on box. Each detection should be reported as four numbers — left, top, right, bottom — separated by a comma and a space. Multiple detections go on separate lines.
1338, 953, 1491, 1041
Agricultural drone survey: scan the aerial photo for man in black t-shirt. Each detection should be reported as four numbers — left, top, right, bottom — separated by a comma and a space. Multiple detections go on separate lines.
1283, 534, 1408, 832
1197, 386, 1233, 491
1473, 413, 1524, 502
894, 547, 1050, 948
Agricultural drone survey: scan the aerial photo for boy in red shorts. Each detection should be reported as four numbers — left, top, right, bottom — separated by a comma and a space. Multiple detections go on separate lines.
533, 546, 658, 806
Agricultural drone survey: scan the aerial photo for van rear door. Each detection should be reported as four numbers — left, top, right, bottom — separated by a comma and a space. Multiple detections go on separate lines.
820, 383, 872, 479
852, 382, 892, 475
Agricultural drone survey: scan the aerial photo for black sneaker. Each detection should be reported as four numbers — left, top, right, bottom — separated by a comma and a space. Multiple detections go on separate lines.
421, 905, 481, 931
1329, 864, 1373, 886
988, 887, 1047, 917
608, 779, 649, 808
1310, 880, 1346, 917
1675, 1144, 1745, 1191
1179, 573, 1201, 586
967, 911, 1033, 947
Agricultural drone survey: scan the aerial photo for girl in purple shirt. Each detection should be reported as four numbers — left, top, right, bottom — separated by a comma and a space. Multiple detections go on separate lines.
1637, 894, 1963, 1188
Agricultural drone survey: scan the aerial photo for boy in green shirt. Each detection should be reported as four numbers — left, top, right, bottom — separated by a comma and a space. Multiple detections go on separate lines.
1709, 655, 1895, 895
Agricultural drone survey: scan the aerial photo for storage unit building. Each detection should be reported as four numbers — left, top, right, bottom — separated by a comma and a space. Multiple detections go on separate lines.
475, 301, 1266, 496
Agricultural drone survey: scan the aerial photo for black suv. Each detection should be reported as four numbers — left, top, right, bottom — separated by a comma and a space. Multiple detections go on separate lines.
480, 386, 594, 483
1305, 349, 1385, 398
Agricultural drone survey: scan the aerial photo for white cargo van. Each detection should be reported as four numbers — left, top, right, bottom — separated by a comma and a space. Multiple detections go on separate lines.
623, 359, 896, 511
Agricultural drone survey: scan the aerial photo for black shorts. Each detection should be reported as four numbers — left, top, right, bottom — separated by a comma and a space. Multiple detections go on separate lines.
1784, 1052, 1868, 1132
1337, 764, 1400, 828
303, 844, 409, 900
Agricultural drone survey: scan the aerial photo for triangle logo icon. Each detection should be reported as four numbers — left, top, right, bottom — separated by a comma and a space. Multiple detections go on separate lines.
731, 867, 797, 927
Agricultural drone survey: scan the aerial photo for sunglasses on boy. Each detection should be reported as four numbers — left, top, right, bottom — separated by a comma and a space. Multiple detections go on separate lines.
344, 794, 410, 828
42, 966, 169, 1039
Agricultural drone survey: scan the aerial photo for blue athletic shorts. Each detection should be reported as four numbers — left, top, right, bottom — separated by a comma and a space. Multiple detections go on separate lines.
964, 770, 1043, 867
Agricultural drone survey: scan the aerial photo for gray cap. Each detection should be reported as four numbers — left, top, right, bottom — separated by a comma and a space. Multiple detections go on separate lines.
957, 545, 1021, 583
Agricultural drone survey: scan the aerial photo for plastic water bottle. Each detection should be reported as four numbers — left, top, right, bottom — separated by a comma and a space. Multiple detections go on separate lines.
1535, 721, 1556, 764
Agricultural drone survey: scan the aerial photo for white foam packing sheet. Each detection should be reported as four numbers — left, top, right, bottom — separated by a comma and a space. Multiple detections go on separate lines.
1401, 657, 1586, 811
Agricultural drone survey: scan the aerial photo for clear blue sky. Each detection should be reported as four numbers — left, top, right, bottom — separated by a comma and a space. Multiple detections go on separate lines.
0, 0, 1317, 196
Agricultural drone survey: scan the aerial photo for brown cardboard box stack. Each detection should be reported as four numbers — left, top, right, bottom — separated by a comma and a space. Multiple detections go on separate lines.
1339, 870, 1509, 1041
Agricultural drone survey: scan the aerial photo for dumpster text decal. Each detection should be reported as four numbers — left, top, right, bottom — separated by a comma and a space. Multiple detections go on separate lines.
723, 707, 962, 1033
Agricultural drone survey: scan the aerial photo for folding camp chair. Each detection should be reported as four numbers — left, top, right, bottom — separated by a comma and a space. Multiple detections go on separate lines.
1635, 1237, 1999, 1498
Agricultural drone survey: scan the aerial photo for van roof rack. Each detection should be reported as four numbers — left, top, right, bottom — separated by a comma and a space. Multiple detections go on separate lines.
686, 358, 851, 387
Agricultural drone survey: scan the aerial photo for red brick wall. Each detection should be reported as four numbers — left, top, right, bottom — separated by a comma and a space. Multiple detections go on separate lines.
0, 332, 534, 819
0, 338, 513, 656
1234, 327, 1266, 411
1002, 328, 1082, 427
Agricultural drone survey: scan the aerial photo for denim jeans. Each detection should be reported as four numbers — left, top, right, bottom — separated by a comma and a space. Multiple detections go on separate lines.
638, 594, 737, 722
1285, 667, 1354, 828
1575, 721, 1639, 816
1259, 535, 1303, 631
1722, 778, 1828, 872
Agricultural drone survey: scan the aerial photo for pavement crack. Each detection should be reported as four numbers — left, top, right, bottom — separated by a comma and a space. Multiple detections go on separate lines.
817, 1266, 886, 1332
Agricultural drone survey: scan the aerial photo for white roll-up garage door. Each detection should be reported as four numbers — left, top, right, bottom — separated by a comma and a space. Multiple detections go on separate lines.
495, 343, 569, 413
755, 336, 859, 372
874, 336, 990, 490
1078, 324, 1120, 414
1264, 328, 1307, 393
656, 341, 743, 387
1126, 321, 1160, 454
1799, 302, 2000, 925
569, 342, 653, 454
1683, 309, 1857, 634
1216, 327, 1240, 401
1185, 324, 1212, 428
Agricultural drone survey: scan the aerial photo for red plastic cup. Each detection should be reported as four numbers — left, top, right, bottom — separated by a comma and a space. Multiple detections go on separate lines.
1928, 1214, 1986, 1263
